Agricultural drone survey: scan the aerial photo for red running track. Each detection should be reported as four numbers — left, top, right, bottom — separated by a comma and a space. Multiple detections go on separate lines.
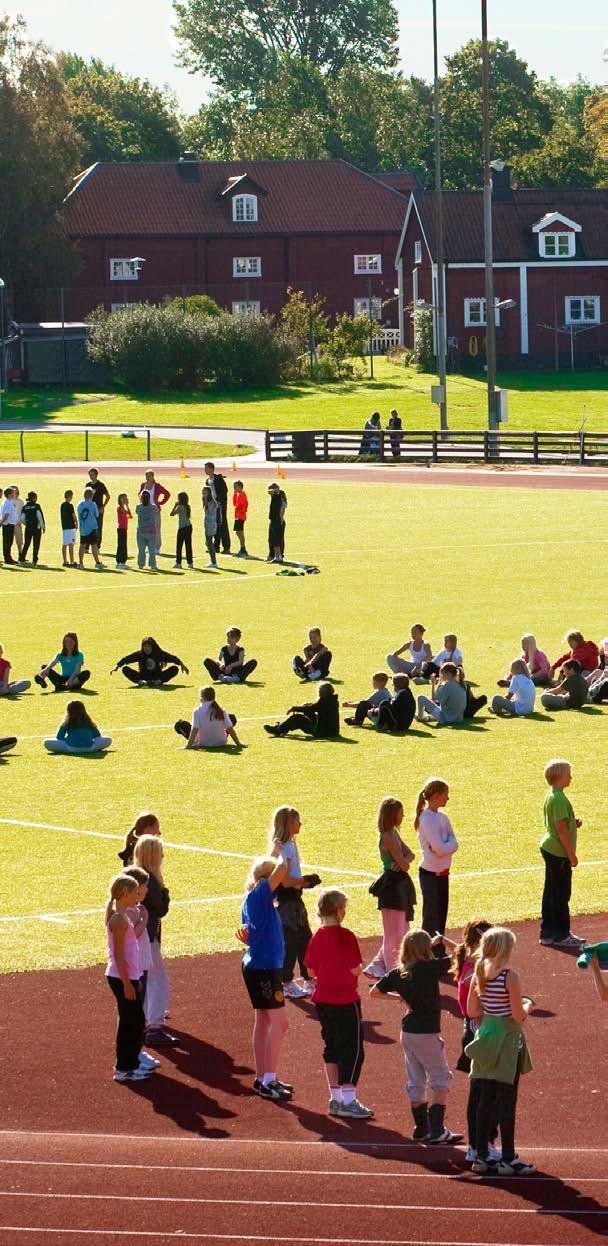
0, 917, 606, 1244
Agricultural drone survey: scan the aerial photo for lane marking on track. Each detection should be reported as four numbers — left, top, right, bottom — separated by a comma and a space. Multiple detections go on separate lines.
0, 570, 279, 598
0, 1159, 604, 1184
0, 1232, 600, 1246
0, 1129, 607, 1155
0, 1191, 606, 1215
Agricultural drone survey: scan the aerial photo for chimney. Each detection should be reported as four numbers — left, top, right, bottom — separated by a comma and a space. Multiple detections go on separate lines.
491, 161, 514, 202
177, 153, 200, 182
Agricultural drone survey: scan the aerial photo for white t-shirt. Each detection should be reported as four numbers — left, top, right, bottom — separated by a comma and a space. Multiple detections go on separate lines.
417, 809, 459, 873
13, 497, 24, 522
192, 701, 233, 747
434, 647, 463, 667
280, 839, 302, 879
1, 498, 18, 525
509, 673, 535, 715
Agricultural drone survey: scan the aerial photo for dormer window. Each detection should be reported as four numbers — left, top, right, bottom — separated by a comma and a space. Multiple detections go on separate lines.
233, 194, 258, 223
540, 232, 575, 259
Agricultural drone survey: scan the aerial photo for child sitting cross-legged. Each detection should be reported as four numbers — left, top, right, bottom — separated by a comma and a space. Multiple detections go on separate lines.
44, 700, 112, 754
292, 628, 332, 681
417, 663, 466, 726
264, 682, 339, 739
304, 888, 374, 1119
203, 626, 258, 684
491, 660, 535, 717
343, 671, 391, 726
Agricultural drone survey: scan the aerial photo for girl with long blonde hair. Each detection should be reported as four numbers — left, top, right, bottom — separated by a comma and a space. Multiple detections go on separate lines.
133, 835, 174, 1045
466, 927, 534, 1176
414, 779, 458, 955
237, 854, 292, 1101
364, 797, 416, 980
269, 806, 321, 999
105, 873, 150, 1082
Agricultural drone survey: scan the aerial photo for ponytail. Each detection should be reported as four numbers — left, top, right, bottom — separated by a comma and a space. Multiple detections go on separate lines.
105, 873, 138, 924
414, 777, 449, 830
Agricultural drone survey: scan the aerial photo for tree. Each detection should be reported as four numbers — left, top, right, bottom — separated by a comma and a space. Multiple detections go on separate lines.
585, 91, 608, 177
58, 53, 182, 164
517, 77, 605, 187
440, 39, 552, 188
173, 0, 399, 95
0, 17, 82, 314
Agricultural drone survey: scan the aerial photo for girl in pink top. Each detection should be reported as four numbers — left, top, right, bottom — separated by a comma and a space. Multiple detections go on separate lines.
105, 873, 150, 1082
116, 493, 132, 570
498, 634, 551, 688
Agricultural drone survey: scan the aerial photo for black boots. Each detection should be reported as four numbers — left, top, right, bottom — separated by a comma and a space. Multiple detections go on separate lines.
411, 1103, 429, 1140
427, 1103, 464, 1145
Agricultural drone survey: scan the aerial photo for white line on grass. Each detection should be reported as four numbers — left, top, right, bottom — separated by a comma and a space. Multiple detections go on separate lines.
0, 1190, 605, 1216
0, 570, 279, 598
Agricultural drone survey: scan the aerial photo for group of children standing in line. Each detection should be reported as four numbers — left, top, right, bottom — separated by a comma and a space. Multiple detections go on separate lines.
0, 464, 288, 572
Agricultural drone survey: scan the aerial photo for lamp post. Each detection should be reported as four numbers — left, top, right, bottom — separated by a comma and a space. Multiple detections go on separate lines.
481, 0, 498, 430
431, 0, 448, 431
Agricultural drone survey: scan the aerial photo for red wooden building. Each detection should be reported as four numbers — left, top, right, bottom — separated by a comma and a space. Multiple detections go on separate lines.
395, 170, 608, 367
60, 158, 418, 325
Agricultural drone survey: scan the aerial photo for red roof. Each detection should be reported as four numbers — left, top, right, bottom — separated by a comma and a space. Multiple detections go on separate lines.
411, 189, 608, 262
63, 159, 408, 238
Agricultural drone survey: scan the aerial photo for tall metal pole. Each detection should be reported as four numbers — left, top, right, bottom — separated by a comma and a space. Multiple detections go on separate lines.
432, 0, 448, 431
481, 0, 497, 430
0, 279, 5, 421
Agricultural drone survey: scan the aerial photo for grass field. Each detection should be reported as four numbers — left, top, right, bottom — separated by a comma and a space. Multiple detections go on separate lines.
4, 360, 607, 434
0, 471, 607, 976
0, 431, 253, 463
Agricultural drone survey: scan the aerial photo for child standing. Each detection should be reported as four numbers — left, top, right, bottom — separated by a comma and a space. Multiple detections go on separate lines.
415, 778, 459, 952
444, 920, 497, 1165
203, 627, 258, 683
118, 810, 161, 866
304, 889, 373, 1118
61, 490, 77, 566
267, 482, 284, 563
133, 835, 176, 1045
238, 855, 292, 1101
364, 797, 416, 980
372, 929, 463, 1143
202, 484, 219, 568
270, 805, 321, 1000
467, 927, 535, 1175
0, 642, 31, 697
1, 486, 18, 564
20, 491, 45, 565
116, 494, 132, 569
122, 865, 160, 1071
105, 873, 151, 1082
135, 491, 158, 571
171, 492, 193, 569
233, 480, 249, 556
539, 758, 584, 948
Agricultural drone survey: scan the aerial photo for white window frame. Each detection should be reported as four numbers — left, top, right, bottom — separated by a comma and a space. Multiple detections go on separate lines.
232, 194, 258, 223
565, 295, 600, 325
232, 300, 261, 316
109, 258, 139, 281
232, 256, 262, 278
464, 297, 501, 327
354, 253, 382, 274
414, 240, 422, 264
539, 231, 575, 259
354, 296, 382, 320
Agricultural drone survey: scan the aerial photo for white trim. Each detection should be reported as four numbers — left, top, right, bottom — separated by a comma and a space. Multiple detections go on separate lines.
232, 193, 258, 223
539, 231, 576, 259
395, 194, 434, 267
519, 264, 528, 354
109, 258, 138, 281
354, 253, 382, 274
414, 240, 422, 264
532, 211, 582, 233
565, 294, 601, 325
232, 300, 261, 316
448, 260, 608, 269
397, 258, 404, 344
232, 256, 261, 278
463, 297, 501, 328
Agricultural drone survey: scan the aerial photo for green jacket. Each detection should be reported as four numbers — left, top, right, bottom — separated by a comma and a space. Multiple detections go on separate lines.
465, 1013, 532, 1084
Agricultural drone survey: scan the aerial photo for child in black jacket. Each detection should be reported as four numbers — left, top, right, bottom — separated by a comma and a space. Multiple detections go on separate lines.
264, 682, 340, 738
19, 492, 45, 565
376, 675, 416, 734
111, 637, 189, 686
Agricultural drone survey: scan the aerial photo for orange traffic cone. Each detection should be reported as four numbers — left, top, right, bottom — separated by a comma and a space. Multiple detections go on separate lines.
232, 461, 237, 473
179, 457, 189, 478
278, 465, 286, 480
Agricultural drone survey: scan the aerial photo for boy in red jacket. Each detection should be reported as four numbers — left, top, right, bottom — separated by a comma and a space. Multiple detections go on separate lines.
233, 480, 248, 557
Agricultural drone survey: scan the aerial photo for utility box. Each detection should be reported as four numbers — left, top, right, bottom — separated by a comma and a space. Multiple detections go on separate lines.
495, 389, 508, 423
430, 384, 445, 406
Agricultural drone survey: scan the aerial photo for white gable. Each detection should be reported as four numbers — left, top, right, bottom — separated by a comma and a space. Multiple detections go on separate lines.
532, 212, 582, 234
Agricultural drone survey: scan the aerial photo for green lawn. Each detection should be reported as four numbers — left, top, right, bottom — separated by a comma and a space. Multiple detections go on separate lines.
0, 473, 606, 975
3, 359, 607, 433
0, 431, 254, 463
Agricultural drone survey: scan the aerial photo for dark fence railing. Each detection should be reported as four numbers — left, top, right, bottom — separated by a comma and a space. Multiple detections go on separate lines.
265, 429, 608, 467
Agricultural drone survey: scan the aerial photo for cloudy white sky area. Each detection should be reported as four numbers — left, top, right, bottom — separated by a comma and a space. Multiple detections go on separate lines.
13, 0, 607, 113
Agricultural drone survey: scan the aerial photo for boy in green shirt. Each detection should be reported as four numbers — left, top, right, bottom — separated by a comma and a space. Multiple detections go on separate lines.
539, 758, 584, 949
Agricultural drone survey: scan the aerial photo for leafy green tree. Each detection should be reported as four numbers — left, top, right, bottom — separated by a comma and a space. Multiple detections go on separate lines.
173, 0, 399, 95
58, 53, 182, 163
168, 294, 222, 317
0, 17, 82, 313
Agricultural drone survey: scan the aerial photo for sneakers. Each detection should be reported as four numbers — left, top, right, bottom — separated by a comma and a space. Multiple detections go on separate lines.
94, 562, 106, 570
539, 936, 554, 946
344, 717, 358, 726
362, 962, 385, 980
283, 981, 308, 999
116, 563, 128, 570
34, 673, 47, 689
496, 1155, 536, 1176
263, 724, 282, 737
428, 1126, 464, 1145
139, 1051, 161, 1070
113, 1067, 151, 1082
553, 933, 585, 947
145, 1028, 178, 1046
328, 1099, 342, 1116
236, 549, 248, 558
335, 1100, 374, 1119
472, 1157, 498, 1175
496, 678, 510, 687
466, 1144, 501, 1164
299, 980, 315, 996
253, 1078, 292, 1101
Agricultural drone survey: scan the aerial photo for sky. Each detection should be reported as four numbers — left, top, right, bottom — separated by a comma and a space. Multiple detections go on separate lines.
12, 0, 607, 114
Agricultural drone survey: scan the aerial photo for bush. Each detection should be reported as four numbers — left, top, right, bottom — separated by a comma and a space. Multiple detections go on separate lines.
167, 294, 222, 318
87, 303, 290, 390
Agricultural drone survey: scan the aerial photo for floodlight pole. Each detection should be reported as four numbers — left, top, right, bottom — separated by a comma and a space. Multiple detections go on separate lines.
481, 0, 498, 431
432, 0, 448, 431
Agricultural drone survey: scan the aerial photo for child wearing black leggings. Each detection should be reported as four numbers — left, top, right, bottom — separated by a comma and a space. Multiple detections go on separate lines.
293, 628, 332, 681
264, 682, 339, 738
204, 627, 258, 683
111, 637, 189, 687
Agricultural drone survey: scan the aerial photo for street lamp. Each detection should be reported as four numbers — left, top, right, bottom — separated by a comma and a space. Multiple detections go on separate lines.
431, 0, 448, 431
481, 0, 499, 430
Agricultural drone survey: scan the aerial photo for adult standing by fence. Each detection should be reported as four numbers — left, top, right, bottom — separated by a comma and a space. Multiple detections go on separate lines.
204, 461, 230, 555
86, 468, 110, 550
138, 471, 171, 553
388, 410, 402, 459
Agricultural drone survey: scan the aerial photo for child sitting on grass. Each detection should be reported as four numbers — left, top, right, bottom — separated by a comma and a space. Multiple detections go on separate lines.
540, 659, 589, 711
498, 634, 551, 688
491, 659, 535, 717
550, 630, 599, 681
44, 700, 112, 754
387, 623, 432, 678
371, 929, 463, 1144
264, 681, 340, 738
204, 627, 258, 683
343, 671, 391, 726
0, 642, 31, 697
304, 889, 373, 1119
416, 663, 466, 726
419, 633, 463, 682
175, 686, 247, 749
293, 628, 332, 681
375, 674, 416, 734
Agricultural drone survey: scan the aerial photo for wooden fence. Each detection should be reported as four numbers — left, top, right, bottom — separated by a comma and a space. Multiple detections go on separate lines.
265, 429, 608, 467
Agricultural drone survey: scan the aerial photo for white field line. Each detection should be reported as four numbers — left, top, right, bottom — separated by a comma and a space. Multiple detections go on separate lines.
0, 1128, 606, 1154
17, 714, 288, 741
0, 1190, 605, 1216
293, 535, 608, 559
0, 1233, 597, 1246
0, 1158, 604, 1185
0, 570, 278, 598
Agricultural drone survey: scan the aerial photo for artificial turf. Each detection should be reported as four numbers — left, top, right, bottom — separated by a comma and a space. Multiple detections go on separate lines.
0, 471, 606, 975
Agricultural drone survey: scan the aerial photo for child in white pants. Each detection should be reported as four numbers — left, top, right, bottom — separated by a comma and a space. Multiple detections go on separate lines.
133, 835, 177, 1045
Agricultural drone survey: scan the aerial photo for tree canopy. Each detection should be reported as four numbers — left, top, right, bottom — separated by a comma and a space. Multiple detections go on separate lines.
58, 53, 182, 164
